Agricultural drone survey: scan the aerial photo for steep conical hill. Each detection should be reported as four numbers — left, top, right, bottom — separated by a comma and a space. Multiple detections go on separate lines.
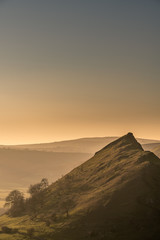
25, 133, 160, 240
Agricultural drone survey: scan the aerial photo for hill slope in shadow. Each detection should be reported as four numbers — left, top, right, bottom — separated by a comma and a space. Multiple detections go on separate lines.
26, 133, 160, 240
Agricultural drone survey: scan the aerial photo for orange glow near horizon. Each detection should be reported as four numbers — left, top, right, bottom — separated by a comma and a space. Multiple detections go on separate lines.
0, 1, 159, 145
1, 121, 160, 145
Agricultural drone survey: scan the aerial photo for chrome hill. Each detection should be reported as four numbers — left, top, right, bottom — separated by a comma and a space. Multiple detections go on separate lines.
3, 133, 160, 240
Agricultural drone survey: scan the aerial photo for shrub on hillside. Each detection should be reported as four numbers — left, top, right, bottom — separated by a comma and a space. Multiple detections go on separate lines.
27, 227, 35, 237
1, 226, 13, 234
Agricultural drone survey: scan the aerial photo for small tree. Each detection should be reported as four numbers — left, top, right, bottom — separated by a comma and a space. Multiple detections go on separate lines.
27, 178, 49, 214
5, 190, 24, 208
28, 183, 42, 196
56, 177, 75, 217
61, 198, 75, 217
40, 178, 49, 190
28, 178, 49, 197
4, 190, 24, 216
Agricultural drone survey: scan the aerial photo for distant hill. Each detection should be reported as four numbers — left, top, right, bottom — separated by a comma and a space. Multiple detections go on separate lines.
143, 143, 160, 158
0, 137, 118, 153
154, 146, 160, 157
1, 136, 160, 155
17, 133, 160, 240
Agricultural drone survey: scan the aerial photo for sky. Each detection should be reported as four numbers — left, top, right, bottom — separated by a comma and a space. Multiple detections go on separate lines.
0, 0, 160, 144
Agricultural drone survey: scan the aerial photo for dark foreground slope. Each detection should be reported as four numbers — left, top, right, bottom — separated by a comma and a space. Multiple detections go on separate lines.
27, 133, 160, 240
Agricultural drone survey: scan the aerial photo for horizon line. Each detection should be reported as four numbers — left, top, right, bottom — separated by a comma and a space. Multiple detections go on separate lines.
1, 134, 160, 146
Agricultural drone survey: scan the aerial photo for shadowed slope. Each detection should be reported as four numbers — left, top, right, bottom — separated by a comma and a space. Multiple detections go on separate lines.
34, 133, 160, 240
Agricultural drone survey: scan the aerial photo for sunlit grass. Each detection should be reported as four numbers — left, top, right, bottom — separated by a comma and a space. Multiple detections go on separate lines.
0, 215, 53, 239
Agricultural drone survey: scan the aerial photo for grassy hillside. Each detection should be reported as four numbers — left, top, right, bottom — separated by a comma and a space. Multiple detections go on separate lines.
0, 215, 51, 240
42, 133, 160, 239
1, 133, 160, 240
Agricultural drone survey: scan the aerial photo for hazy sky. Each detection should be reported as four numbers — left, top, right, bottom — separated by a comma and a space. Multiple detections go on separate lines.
0, 0, 160, 144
